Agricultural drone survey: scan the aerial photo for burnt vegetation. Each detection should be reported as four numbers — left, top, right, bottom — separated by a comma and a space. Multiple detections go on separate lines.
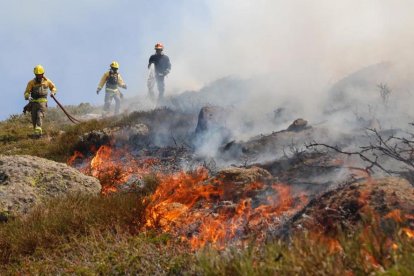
0, 90, 413, 274
308, 126, 414, 183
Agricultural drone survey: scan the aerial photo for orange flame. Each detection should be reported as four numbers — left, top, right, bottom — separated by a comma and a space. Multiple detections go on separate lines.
402, 228, 414, 239
144, 170, 308, 249
69, 145, 160, 194
384, 209, 403, 223
66, 150, 84, 166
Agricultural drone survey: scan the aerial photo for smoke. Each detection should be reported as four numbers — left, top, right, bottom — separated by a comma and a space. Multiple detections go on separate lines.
147, 0, 414, 163
168, 0, 414, 120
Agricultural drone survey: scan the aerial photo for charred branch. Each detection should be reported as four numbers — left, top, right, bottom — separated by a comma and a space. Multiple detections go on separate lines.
307, 127, 414, 177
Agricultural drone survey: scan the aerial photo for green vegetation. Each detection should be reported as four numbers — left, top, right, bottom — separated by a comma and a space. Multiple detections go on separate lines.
0, 103, 107, 161
0, 104, 188, 162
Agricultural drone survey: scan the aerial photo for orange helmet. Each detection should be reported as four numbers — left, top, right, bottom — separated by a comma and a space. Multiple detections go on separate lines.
154, 43, 164, 50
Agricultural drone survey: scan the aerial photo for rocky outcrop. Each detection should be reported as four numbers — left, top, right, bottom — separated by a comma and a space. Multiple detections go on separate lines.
195, 106, 227, 134
217, 166, 272, 183
74, 123, 150, 154
0, 155, 101, 217
285, 177, 414, 235
287, 118, 308, 132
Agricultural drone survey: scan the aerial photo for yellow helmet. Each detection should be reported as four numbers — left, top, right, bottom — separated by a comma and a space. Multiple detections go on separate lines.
33, 65, 45, 75
110, 61, 119, 69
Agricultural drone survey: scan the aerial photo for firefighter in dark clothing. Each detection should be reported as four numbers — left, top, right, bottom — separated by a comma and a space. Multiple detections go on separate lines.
148, 43, 171, 100
97, 61, 127, 115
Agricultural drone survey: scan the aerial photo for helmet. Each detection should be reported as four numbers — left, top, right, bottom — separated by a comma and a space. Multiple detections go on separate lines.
110, 61, 119, 69
154, 43, 164, 50
33, 65, 45, 75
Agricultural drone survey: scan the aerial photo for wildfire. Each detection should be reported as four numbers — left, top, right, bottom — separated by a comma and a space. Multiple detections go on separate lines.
402, 227, 414, 239
144, 168, 308, 249
66, 150, 84, 166
68, 144, 160, 194
67, 143, 414, 252
384, 209, 403, 223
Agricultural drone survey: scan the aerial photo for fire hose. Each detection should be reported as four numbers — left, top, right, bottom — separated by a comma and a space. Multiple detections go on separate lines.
50, 94, 82, 124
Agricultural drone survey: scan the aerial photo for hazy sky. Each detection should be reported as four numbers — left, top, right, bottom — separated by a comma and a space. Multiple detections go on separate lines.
1, 0, 413, 120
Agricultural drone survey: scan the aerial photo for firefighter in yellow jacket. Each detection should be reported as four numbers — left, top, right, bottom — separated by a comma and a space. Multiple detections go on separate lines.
24, 65, 57, 136
97, 61, 127, 115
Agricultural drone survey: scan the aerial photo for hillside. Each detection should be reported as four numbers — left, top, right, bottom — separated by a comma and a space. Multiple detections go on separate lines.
0, 88, 413, 274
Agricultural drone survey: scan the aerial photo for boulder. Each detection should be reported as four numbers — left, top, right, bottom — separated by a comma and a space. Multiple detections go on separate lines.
74, 123, 150, 154
195, 106, 227, 134
286, 177, 414, 235
287, 118, 308, 132
0, 155, 101, 217
217, 166, 272, 183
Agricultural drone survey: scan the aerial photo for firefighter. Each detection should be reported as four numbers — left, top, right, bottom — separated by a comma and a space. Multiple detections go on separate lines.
24, 65, 57, 137
148, 43, 171, 100
97, 61, 127, 115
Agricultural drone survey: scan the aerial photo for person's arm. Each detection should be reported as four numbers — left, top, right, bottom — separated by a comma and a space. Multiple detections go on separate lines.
47, 79, 57, 95
165, 56, 171, 75
118, 74, 127, 89
24, 81, 32, 100
97, 72, 109, 93
148, 55, 154, 69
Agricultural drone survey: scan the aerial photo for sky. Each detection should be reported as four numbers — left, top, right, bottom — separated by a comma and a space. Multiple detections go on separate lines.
1, 0, 414, 120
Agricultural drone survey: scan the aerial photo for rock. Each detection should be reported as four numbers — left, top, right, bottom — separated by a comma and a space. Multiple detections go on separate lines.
129, 123, 150, 136
194, 106, 233, 150
217, 166, 272, 183
287, 118, 308, 132
0, 155, 101, 216
75, 129, 112, 154
0, 171, 8, 184
286, 177, 414, 235
75, 123, 150, 154
195, 106, 227, 134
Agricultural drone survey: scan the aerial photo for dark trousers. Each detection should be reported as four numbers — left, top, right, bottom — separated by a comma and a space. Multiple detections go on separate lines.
155, 75, 165, 99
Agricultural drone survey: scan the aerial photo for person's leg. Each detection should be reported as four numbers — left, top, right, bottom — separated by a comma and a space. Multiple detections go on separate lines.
103, 91, 112, 115
114, 93, 121, 115
35, 102, 47, 135
31, 104, 37, 129
156, 75, 165, 100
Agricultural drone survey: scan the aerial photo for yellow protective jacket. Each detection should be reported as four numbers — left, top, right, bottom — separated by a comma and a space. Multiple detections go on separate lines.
24, 77, 57, 102
98, 71, 126, 90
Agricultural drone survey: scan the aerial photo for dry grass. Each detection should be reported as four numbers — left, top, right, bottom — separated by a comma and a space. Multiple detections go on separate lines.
0, 192, 144, 265
196, 217, 414, 275
1, 192, 413, 275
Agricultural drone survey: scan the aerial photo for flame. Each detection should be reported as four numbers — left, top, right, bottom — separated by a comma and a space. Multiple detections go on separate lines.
69, 145, 160, 194
67, 143, 413, 252
384, 209, 403, 223
402, 228, 414, 239
66, 150, 84, 166
144, 169, 308, 249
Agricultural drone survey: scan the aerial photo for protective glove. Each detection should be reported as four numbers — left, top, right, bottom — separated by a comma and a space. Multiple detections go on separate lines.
165, 69, 170, 75
24, 93, 30, 100
96, 87, 101, 94
50, 91, 56, 97
122, 84, 127, 89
